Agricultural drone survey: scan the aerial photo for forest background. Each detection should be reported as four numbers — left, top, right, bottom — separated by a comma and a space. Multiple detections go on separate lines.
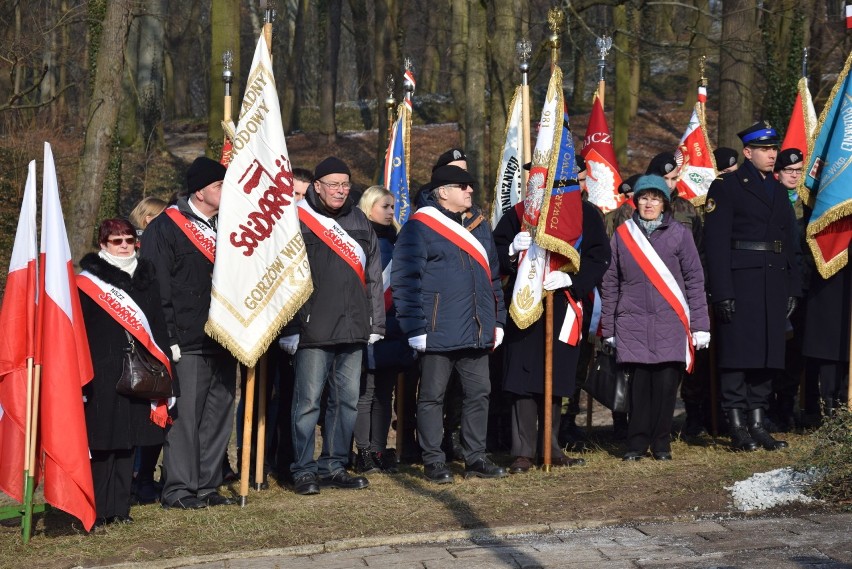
0, 0, 850, 294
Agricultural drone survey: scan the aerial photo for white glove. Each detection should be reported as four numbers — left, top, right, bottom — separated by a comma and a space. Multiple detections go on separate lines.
368, 333, 384, 344
170, 345, 181, 363
408, 334, 427, 352
508, 231, 532, 256
604, 336, 616, 349
692, 331, 711, 350
279, 334, 299, 355
493, 327, 504, 349
542, 271, 573, 291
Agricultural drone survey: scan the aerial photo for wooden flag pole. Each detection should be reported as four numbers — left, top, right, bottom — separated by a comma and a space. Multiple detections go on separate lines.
542, 8, 564, 472
22, 362, 42, 542
239, 366, 256, 506
254, 355, 268, 490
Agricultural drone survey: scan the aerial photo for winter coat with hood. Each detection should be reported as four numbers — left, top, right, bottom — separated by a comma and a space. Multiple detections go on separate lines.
78, 253, 172, 450
600, 211, 709, 366
391, 194, 506, 352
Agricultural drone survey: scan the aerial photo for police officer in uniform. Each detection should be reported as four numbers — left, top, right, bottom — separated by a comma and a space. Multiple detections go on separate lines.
703, 122, 801, 451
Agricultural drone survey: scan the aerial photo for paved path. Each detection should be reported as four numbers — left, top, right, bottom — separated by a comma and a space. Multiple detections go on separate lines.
98, 512, 852, 568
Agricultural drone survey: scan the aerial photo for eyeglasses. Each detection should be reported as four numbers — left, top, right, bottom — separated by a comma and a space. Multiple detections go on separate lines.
107, 237, 137, 246
443, 183, 471, 191
637, 196, 663, 205
318, 180, 352, 191
780, 167, 803, 175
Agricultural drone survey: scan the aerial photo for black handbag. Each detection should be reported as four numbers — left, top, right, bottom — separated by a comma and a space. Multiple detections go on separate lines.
584, 349, 630, 413
116, 331, 173, 400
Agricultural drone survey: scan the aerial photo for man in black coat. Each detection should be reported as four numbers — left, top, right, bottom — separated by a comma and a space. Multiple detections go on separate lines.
141, 156, 237, 509
494, 195, 610, 473
703, 122, 802, 451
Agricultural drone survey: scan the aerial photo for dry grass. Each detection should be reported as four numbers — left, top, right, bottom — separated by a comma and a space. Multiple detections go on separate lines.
0, 431, 824, 569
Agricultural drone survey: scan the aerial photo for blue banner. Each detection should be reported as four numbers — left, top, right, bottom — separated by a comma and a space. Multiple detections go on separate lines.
384, 110, 410, 225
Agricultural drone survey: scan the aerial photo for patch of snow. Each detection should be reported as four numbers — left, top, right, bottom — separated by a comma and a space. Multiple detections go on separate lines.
727, 467, 823, 511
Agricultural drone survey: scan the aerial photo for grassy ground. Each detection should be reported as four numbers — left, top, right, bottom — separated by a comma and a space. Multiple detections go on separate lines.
0, 429, 829, 569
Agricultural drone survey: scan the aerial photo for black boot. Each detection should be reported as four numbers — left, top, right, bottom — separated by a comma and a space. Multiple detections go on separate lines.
747, 409, 788, 450
354, 448, 380, 474
726, 409, 758, 452
558, 413, 586, 448
682, 403, 707, 437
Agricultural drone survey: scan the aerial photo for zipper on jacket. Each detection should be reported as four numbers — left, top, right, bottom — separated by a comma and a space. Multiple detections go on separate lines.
431, 293, 440, 332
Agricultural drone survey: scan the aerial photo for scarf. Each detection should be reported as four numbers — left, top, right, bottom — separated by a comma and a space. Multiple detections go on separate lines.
637, 214, 663, 237
99, 249, 138, 276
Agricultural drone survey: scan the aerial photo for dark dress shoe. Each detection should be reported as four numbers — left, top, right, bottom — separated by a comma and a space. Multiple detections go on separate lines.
162, 496, 206, 510
509, 456, 534, 474
622, 451, 644, 461
652, 452, 672, 461
464, 457, 508, 479
200, 491, 235, 506
91, 517, 111, 530
293, 472, 321, 495
551, 454, 586, 467
319, 470, 369, 490
424, 462, 454, 484
110, 515, 134, 524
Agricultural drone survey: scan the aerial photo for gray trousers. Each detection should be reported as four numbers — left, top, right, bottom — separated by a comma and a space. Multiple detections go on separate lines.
510, 395, 562, 459
417, 350, 490, 465
162, 352, 236, 504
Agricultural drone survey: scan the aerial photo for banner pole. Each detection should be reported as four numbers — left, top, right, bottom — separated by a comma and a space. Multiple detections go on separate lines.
20, 358, 34, 542
22, 362, 42, 543
517, 39, 532, 196
239, 366, 256, 506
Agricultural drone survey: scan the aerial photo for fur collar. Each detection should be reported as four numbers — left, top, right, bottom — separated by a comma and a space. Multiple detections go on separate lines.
79, 252, 156, 291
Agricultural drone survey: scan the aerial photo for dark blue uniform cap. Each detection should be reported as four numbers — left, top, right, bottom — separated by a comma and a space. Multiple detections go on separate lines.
737, 121, 780, 147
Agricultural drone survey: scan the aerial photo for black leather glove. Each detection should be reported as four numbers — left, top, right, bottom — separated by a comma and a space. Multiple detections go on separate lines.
786, 296, 798, 319
714, 299, 735, 324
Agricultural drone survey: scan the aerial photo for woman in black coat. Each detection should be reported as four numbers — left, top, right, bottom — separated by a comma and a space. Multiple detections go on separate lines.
77, 218, 173, 528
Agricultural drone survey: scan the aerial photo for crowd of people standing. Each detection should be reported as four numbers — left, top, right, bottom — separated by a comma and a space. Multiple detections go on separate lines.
76, 118, 849, 529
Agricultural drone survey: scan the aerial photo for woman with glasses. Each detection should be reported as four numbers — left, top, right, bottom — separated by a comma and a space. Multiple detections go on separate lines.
600, 175, 710, 461
77, 218, 173, 528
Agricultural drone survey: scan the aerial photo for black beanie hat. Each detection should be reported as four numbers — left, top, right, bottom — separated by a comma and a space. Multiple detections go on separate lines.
433, 148, 467, 171
645, 152, 678, 176
186, 156, 227, 194
714, 147, 739, 170
313, 156, 351, 181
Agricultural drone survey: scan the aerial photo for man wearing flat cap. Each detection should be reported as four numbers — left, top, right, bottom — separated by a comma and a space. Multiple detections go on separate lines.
703, 122, 801, 452
279, 156, 385, 495
141, 156, 237, 509
392, 164, 507, 484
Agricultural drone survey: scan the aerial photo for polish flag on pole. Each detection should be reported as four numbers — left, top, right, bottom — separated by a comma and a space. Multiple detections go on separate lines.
846, 3, 852, 29
37, 142, 96, 531
0, 161, 38, 503
782, 76, 817, 164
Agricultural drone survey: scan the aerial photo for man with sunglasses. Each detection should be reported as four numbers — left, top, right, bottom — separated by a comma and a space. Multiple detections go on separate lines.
279, 156, 385, 495
141, 156, 237, 509
703, 122, 801, 452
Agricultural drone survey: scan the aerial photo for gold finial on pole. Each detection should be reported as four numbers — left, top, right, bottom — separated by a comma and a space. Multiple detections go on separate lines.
517, 38, 532, 194
547, 7, 564, 69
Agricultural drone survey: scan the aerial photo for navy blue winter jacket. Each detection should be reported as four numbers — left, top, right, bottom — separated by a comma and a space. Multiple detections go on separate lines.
391, 197, 506, 351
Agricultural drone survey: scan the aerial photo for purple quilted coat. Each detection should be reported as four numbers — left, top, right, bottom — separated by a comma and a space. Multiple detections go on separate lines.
600, 212, 709, 366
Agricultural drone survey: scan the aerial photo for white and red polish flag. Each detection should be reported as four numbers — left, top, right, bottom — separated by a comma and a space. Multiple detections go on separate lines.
782, 76, 817, 166
37, 142, 96, 531
0, 161, 38, 502
846, 3, 852, 29
206, 34, 313, 368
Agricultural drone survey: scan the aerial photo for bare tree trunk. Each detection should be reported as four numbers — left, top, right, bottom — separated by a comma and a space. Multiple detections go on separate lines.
41, 0, 58, 125
347, 0, 373, 101
572, 43, 590, 111
450, 0, 468, 127
318, 0, 341, 142
465, 0, 486, 205
613, 3, 629, 169
373, 0, 397, 180
208, 0, 240, 155
682, 0, 711, 109
420, 7, 443, 93
58, 0, 69, 122
134, 0, 166, 151
487, 0, 520, 207
68, 0, 134, 263
718, 0, 757, 149
282, 0, 308, 132
628, 3, 640, 119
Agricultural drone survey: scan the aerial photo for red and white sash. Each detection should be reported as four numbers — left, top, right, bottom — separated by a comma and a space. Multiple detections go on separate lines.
381, 259, 393, 312
164, 206, 216, 263
617, 219, 695, 372
297, 200, 366, 286
411, 207, 491, 281
77, 271, 174, 426
557, 288, 583, 346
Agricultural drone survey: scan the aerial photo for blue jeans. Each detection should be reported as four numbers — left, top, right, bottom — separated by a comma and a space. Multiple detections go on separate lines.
291, 344, 362, 478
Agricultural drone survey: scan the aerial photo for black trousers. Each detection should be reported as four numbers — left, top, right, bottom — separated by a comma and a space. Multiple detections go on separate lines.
91, 448, 134, 519
627, 363, 682, 454
719, 368, 774, 412
354, 367, 396, 452
509, 394, 561, 459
